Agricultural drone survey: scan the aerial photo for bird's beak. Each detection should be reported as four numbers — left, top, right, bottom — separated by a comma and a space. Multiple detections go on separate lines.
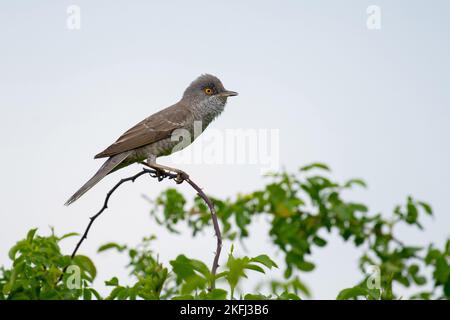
220, 90, 238, 97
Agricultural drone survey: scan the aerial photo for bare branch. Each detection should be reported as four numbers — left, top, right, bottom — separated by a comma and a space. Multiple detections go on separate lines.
182, 176, 222, 290
61, 167, 222, 290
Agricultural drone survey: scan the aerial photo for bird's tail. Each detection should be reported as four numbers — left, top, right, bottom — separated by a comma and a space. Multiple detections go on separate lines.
64, 151, 132, 206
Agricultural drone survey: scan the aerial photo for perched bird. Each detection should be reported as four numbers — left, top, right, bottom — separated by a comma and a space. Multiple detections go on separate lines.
65, 74, 238, 205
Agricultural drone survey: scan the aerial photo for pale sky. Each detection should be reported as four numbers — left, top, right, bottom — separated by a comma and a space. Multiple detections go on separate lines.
1, 0, 449, 299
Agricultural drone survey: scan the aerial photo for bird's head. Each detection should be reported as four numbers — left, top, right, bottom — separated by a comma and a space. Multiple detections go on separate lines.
182, 74, 238, 104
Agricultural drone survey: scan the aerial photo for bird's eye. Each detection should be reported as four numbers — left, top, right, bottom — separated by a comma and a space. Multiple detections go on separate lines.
204, 88, 213, 95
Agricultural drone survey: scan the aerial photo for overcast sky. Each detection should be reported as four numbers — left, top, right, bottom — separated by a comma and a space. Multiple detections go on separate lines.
1, 0, 449, 299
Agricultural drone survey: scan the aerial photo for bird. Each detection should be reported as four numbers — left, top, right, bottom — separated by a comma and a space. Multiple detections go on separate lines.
65, 74, 238, 206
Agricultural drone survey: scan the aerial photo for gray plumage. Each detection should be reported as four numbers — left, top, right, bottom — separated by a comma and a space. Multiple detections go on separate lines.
65, 74, 237, 205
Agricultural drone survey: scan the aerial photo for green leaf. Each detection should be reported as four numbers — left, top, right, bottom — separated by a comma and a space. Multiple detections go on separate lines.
107, 287, 124, 300
73, 255, 97, 280
408, 264, 419, 275
181, 274, 207, 294
444, 278, 450, 298
344, 179, 367, 189
26, 228, 38, 243
244, 294, 270, 300
412, 275, 427, 286
300, 163, 330, 172
199, 289, 228, 300
105, 277, 119, 286
313, 236, 327, 247
418, 201, 433, 215
245, 264, 266, 274
349, 203, 368, 213
2, 282, 12, 296
402, 246, 422, 258
188, 259, 211, 278
97, 242, 126, 253
170, 255, 210, 281
58, 232, 79, 241
278, 291, 301, 300
297, 261, 315, 272
171, 255, 196, 280
90, 288, 102, 300
225, 251, 252, 297
406, 197, 419, 224
170, 255, 210, 294
172, 294, 194, 300
8, 241, 27, 260
337, 286, 368, 300
250, 255, 278, 269
83, 289, 92, 300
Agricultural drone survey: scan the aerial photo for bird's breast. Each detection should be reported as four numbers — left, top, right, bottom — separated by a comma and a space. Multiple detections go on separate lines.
192, 99, 226, 130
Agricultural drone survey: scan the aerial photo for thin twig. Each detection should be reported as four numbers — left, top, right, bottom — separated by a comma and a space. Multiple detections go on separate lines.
61, 167, 222, 290
69, 169, 163, 259
183, 177, 222, 290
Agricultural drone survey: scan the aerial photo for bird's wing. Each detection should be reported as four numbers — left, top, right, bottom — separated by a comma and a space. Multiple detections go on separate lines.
94, 102, 192, 158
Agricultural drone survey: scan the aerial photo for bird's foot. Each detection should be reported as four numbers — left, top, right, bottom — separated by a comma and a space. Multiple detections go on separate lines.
174, 170, 189, 184
154, 168, 168, 181
146, 166, 166, 181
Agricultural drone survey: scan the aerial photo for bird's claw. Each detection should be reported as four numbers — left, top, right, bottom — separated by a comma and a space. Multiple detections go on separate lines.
175, 171, 189, 184
150, 168, 166, 181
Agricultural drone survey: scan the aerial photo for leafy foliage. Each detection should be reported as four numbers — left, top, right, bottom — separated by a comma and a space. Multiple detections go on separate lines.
0, 229, 99, 300
1, 163, 448, 299
149, 163, 449, 300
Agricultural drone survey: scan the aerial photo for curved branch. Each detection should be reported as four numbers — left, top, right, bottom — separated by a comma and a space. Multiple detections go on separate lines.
182, 177, 222, 290
61, 167, 222, 290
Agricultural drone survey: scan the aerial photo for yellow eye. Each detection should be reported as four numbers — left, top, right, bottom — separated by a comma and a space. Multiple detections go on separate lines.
204, 87, 213, 95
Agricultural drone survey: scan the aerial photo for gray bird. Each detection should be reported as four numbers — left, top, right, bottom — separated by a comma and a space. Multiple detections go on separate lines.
65, 74, 237, 205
